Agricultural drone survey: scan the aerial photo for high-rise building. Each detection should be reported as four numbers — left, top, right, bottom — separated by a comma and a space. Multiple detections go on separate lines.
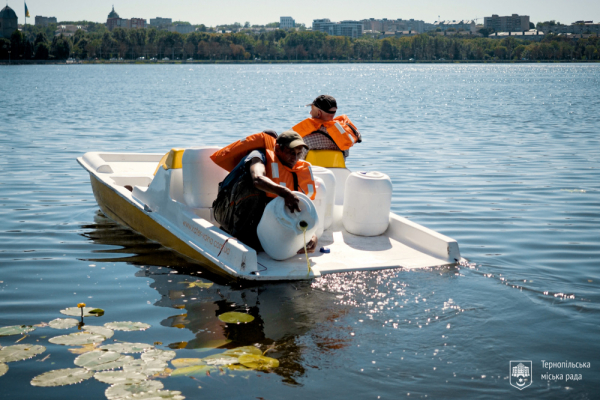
484, 14, 530, 32
280, 16, 295, 29
432, 20, 476, 34
35, 16, 57, 27
360, 18, 425, 34
312, 19, 363, 38
149, 17, 172, 27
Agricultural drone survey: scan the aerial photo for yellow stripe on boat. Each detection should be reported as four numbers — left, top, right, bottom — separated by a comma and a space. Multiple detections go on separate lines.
305, 150, 346, 168
153, 148, 185, 175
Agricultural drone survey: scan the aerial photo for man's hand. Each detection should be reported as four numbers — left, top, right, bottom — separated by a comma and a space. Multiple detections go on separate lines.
297, 234, 318, 254
283, 190, 301, 213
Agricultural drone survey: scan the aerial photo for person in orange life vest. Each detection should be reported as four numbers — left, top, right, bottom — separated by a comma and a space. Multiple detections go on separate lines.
211, 130, 318, 253
291, 95, 362, 159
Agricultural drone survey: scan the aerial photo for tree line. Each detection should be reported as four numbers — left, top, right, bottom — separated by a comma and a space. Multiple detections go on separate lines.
1, 26, 599, 62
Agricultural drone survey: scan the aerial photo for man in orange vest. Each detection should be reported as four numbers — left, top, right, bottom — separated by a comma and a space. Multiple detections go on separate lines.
292, 95, 362, 159
211, 130, 318, 253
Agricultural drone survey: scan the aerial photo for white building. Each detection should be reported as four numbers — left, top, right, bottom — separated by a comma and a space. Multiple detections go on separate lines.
312, 19, 363, 38
280, 16, 295, 29
360, 18, 425, 34
541, 21, 600, 35
484, 14, 530, 33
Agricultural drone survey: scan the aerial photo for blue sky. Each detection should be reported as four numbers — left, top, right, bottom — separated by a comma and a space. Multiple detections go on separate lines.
15, 0, 600, 26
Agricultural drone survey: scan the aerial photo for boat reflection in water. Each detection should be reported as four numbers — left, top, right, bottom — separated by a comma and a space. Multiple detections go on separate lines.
80, 211, 354, 385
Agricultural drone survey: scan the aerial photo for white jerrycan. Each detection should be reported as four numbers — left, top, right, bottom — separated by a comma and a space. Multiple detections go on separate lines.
257, 191, 319, 260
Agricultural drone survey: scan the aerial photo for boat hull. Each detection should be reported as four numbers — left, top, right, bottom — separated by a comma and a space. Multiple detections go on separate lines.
89, 173, 231, 279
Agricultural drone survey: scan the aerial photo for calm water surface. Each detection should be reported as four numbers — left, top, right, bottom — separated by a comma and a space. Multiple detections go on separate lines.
1, 64, 599, 399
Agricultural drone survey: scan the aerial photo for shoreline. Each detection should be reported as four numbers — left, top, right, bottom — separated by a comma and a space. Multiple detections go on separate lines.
1, 59, 599, 65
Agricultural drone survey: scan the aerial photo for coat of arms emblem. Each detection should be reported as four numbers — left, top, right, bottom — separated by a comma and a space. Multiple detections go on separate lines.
510, 360, 532, 390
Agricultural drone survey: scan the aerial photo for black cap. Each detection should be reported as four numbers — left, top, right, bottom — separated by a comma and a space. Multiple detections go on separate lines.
307, 95, 337, 113
276, 130, 308, 149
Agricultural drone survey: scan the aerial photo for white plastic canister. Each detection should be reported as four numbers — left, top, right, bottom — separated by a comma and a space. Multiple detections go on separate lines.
257, 191, 319, 260
182, 147, 228, 208
311, 166, 336, 229
342, 171, 392, 236
313, 177, 327, 238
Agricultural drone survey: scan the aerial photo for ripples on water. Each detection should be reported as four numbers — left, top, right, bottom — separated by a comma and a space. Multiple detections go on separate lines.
1, 64, 599, 399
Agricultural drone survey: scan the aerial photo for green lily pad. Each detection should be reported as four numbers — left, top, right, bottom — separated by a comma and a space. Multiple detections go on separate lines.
48, 332, 106, 346
200, 354, 239, 366
100, 342, 154, 354
48, 318, 79, 330
86, 355, 134, 372
123, 359, 168, 376
104, 321, 151, 331
170, 358, 204, 368
141, 349, 176, 362
223, 363, 252, 371
83, 325, 114, 339
105, 381, 165, 400
0, 325, 35, 336
0, 344, 46, 362
170, 365, 216, 377
74, 350, 122, 369
127, 390, 185, 400
88, 308, 105, 317
222, 346, 262, 357
217, 312, 254, 324
238, 354, 279, 370
94, 370, 147, 384
183, 281, 213, 289
0, 362, 8, 377
30, 368, 93, 387
60, 307, 100, 317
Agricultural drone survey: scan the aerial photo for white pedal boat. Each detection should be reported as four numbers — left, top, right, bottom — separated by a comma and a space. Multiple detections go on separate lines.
77, 148, 461, 281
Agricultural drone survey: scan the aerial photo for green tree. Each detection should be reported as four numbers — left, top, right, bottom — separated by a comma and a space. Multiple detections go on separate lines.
51, 34, 71, 59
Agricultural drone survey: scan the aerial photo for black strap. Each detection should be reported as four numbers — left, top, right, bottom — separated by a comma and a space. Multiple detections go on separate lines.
291, 172, 299, 192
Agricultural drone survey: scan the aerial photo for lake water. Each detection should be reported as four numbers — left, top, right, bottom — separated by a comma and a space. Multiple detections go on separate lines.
1, 64, 599, 399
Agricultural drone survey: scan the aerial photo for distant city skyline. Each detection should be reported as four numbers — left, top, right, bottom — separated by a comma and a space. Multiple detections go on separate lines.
9, 0, 600, 27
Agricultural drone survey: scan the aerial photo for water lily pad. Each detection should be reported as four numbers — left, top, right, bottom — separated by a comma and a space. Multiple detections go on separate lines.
170, 358, 204, 368
0, 325, 35, 336
100, 342, 154, 354
200, 354, 239, 366
238, 354, 279, 370
30, 368, 93, 387
68, 343, 100, 355
48, 332, 106, 346
223, 364, 252, 371
183, 281, 213, 289
0, 344, 46, 362
170, 365, 216, 377
48, 318, 79, 330
83, 325, 114, 339
84, 355, 133, 371
128, 390, 185, 400
222, 346, 262, 357
141, 349, 176, 362
88, 308, 105, 317
217, 312, 254, 324
105, 381, 165, 400
94, 370, 147, 384
104, 321, 151, 331
0, 362, 8, 377
74, 351, 120, 368
123, 359, 168, 376
60, 307, 100, 317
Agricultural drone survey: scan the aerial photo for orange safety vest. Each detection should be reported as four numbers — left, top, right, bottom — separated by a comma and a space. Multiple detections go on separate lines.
292, 115, 361, 151
263, 149, 316, 200
210, 132, 316, 200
